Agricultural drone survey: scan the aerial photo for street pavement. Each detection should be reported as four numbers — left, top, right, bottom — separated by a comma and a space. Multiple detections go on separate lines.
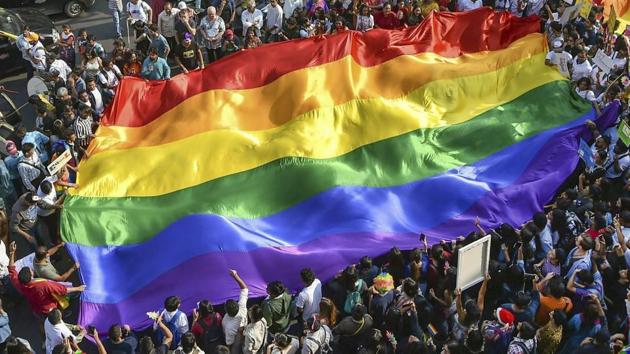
2, 1, 117, 351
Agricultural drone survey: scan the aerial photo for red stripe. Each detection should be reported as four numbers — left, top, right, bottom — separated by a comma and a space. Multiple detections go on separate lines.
103, 8, 540, 127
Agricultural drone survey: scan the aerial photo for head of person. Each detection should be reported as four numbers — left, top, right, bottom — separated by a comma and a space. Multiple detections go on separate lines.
102, 58, 113, 70
413, 5, 421, 16
180, 332, 197, 353
552, 39, 564, 53
17, 266, 33, 285
22, 142, 35, 159
164, 1, 173, 13
533, 211, 547, 230
85, 76, 97, 91
335, 19, 344, 30
273, 333, 291, 348
248, 304, 264, 323
575, 233, 593, 251
79, 105, 92, 119
514, 292, 532, 310
5, 141, 18, 157
5, 336, 32, 354
48, 309, 63, 325
164, 295, 181, 312
360, 4, 369, 15
177, 1, 187, 10
266, 280, 286, 297
373, 273, 394, 295
300, 268, 315, 286
342, 265, 358, 289
576, 269, 595, 286
87, 34, 96, 45
548, 276, 566, 298
207, 6, 217, 20
402, 278, 418, 297
383, 3, 392, 13
225, 299, 239, 317
550, 310, 567, 327
35, 246, 49, 263
108, 324, 123, 342
22, 25, 30, 37
130, 0, 139, 4
148, 23, 160, 37
138, 336, 155, 354
148, 47, 159, 61
197, 300, 214, 318
305, 314, 321, 333
215, 346, 230, 354
351, 303, 366, 321
516, 321, 536, 340
577, 77, 592, 91
246, 0, 255, 11
548, 247, 566, 265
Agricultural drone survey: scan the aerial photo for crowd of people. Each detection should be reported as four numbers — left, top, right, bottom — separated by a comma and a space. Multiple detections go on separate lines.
1, 0, 630, 353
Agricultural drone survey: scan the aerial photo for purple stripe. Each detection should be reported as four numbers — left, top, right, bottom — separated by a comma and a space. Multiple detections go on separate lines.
77, 103, 618, 330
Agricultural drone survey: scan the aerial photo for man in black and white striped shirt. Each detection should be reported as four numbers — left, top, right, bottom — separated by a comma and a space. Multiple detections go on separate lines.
74, 105, 95, 150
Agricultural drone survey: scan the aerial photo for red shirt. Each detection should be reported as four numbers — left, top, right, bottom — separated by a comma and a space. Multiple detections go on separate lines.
9, 265, 67, 315
586, 227, 606, 240
191, 313, 223, 343
374, 11, 401, 29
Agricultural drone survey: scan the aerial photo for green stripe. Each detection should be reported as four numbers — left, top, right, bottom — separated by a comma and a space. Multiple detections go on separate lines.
62, 80, 591, 247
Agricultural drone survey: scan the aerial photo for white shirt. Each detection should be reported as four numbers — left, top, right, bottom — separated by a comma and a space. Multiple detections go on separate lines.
295, 278, 322, 321
127, 0, 151, 23
49, 59, 72, 81
16, 35, 33, 61
222, 288, 249, 345
241, 9, 263, 36
158, 9, 180, 38
545, 51, 572, 78
270, 337, 299, 354
0, 240, 9, 278
571, 58, 592, 81
458, 0, 482, 11
263, 4, 283, 34
576, 88, 597, 103
242, 318, 267, 354
44, 319, 75, 354
37, 176, 59, 217
283, 0, 301, 18
153, 309, 189, 337
90, 88, 104, 115
29, 42, 47, 71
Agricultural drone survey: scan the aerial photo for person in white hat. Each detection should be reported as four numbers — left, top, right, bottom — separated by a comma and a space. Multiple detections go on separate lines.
545, 39, 573, 78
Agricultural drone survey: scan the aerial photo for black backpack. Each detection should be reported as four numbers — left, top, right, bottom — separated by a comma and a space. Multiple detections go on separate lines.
197, 313, 223, 352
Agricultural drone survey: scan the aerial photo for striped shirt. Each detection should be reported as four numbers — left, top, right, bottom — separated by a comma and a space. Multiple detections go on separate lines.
17, 156, 45, 192
74, 117, 93, 149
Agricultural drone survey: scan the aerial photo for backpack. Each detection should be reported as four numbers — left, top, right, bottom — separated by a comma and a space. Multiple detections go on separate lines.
197, 313, 223, 352
343, 279, 365, 314
305, 326, 333, 354
156, 310, 184, 350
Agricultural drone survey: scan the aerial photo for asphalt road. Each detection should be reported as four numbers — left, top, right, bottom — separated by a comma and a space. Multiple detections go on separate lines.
3, 1, 117, 351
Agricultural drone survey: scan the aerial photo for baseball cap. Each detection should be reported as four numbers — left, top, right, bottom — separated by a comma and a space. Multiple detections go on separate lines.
177, 1, 187, 9
27, 32, 39, 43
184, 32, 193, 41
552, 39, 563, 49
5, 141, 17, 156
496, 308, 515, 326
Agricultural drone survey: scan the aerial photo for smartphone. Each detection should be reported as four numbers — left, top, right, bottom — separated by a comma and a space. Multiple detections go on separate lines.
419, 233, 426, 242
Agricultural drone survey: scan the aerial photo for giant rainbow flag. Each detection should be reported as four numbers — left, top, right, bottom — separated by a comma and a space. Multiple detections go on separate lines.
62, 8, 617, 330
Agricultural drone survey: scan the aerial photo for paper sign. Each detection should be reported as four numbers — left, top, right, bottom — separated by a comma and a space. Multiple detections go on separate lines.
456, 235, 491, 291
618, 120, 630, 146
593, 49, 614, 74
47, 149, 71, 175
577, 0, 592, 18
578, 138, 595, 170
560, 3, 582, 25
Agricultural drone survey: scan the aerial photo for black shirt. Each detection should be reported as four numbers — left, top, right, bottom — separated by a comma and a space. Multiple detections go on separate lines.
104, 340, 133, 354
175, 43, 200, 70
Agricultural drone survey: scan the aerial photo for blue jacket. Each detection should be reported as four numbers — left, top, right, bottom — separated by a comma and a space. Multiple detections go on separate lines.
141, 57, 171, 81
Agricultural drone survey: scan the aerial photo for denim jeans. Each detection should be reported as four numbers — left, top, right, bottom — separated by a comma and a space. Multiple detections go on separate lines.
111, 9, 122, 38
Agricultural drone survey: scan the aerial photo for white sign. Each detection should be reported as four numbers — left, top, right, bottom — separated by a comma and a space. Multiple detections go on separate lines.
456, 235, 491, 291
47, 149, 72, 176
593, 49, 614, 74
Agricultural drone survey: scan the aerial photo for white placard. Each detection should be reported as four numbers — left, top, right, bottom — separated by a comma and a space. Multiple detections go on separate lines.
47, 149, 72, 176
593, 49, 614, 74
456, 235, 491, 291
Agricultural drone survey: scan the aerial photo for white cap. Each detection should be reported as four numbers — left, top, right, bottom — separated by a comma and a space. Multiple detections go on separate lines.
177, 1, 187, 9
552, 40, 563, 49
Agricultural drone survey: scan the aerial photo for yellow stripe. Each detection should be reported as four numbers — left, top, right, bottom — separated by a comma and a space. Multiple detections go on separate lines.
76, 53, 563, 198
90, 34, 546, 154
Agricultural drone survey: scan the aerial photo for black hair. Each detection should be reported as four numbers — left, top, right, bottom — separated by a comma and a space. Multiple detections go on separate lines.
87, 34, 95, 41
52, 344, 68, 354
577, 269, 594, 285
300, 268, 315, 285
548, 277, 566, 298
17, 268, 32, 284
5, 336, 31, 354
266, 280, 286, 297
198, 300, 214, 318
225, 299, 239, 317
402, 278, 418, 297
514, 292, 532, 309
138, 336, 154, 354
274, 333, 291, 348
35, 246, 48, 261
554, 248, 566, 264
552, 310, 567, 326
305, 315, 321, 332
215, 346, 230, 354
533, 212, 547, 229
108, 324, 122, 341
148, 47, 159, 55
351, 303, 366, 321
22, 142, 35, 154
359, 256, 372, 270
518, 322, 536, 340
249, 304, 264, 322
40, 181, 53, 195
48, 309, 62, 325
180, 332, 196, 353
164, 296, 181, 312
